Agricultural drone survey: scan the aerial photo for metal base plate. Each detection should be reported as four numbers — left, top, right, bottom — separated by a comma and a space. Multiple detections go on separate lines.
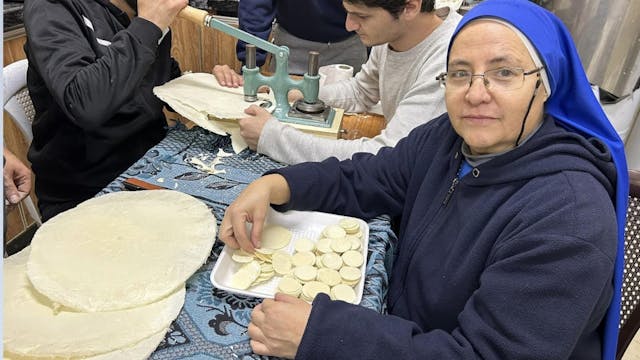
284, 103, 334, 128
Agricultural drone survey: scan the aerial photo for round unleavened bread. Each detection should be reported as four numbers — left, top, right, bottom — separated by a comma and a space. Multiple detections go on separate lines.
260, 224, 292, 250
27, 190, 215, 312
4, 247, 184, 358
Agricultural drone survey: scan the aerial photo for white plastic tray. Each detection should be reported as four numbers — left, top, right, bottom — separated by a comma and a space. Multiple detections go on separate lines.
210, 209, 369, 303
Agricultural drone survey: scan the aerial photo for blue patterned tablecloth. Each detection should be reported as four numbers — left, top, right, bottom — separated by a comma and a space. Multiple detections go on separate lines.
100, 124, 396, 360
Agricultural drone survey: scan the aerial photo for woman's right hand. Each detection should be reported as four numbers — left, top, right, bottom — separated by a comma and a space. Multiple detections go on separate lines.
219, 174, 291, 253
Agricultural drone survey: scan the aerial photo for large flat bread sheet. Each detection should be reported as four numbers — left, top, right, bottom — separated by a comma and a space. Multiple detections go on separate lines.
4, 330, 166, 360
154, 72, 275, 153
4, 247, 183, 358
4, 330, 167, 360
27, 190, 216, 312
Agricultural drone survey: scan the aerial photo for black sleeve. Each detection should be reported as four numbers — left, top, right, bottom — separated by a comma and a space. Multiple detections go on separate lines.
23, 0, 163, 132
169, 56, 182, 80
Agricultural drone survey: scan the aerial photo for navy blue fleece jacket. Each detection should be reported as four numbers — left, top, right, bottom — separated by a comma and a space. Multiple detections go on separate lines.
271, 114, 617, 359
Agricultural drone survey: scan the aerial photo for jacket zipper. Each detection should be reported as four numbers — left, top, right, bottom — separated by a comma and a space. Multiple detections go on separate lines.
442, 166, 461, 206
389, 159, 462, 309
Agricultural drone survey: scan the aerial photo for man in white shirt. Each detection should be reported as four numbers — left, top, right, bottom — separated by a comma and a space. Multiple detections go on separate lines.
214, 0, 461, 164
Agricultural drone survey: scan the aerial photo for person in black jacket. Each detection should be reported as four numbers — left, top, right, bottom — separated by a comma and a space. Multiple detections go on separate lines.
23, 0, 187, 221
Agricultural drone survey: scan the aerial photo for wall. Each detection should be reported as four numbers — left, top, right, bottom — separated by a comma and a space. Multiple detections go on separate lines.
171, 15, 243, 73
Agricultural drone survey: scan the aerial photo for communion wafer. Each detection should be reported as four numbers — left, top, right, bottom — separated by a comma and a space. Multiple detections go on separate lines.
342, 250, 364, 268
294, 265, 318, 283
316, 268, 342, 287
272, 252, 293, 276
339, 266, 361, 284
255, 247, 276, 255
232, 249, 255, 263
252, 271, 275, 286
338, 218, 361, 234
292, 251, 316, 267
253, 251, 272, 263
294, 238, 315, 253
260, 224, 292, 250
331, 284, 357, 303
345, 235, 362, 250
301, 281, 331, 302
231, 261, 261, 290
321, 252, 343, 270
323, 225, 347, 239
330, 237, 351, 253
315, 237, 333, 254
278, 277, 302, 297
260, 263, 274, 274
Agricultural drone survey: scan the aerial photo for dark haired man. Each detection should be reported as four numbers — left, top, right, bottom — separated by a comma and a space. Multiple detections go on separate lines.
214, 0, 461, 164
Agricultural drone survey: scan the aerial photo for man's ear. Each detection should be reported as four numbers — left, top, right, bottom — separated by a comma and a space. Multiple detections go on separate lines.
402, 0, 422, 19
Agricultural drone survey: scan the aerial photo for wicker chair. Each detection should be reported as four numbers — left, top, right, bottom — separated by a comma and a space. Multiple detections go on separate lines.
617, 169, 640, 358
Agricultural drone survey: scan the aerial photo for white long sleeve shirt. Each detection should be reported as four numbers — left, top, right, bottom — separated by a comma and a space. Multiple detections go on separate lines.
257, 10, 462, 164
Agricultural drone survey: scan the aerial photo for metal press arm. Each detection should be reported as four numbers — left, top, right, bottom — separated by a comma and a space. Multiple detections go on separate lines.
177, 7, 322, 122
179, 7, 282, 55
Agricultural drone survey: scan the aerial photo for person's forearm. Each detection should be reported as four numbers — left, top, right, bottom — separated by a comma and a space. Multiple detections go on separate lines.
259, 174, 291, 205
259, 120, 384, 164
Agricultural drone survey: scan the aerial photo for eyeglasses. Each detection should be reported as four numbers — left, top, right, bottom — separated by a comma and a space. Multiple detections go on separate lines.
436, 66, 544, 91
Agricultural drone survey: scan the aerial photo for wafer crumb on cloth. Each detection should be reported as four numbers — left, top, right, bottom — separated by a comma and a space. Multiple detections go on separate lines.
154, 72, 276, 153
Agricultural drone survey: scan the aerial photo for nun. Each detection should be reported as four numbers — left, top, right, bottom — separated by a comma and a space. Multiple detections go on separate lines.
219, 0, 628, 358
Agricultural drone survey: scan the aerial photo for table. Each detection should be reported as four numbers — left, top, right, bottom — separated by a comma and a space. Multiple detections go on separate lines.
169, 110, 387, 141
340, 112, 386, 140
100, 124, 396, 359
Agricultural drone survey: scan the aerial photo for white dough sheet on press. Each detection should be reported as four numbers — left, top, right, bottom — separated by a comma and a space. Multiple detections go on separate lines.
153, 72, 276, 152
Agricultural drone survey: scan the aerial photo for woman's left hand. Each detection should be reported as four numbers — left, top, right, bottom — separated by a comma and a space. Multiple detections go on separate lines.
248, 293, 312, 358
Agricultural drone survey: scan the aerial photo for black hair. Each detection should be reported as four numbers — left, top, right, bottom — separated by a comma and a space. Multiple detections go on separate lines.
344, 0, 435, 18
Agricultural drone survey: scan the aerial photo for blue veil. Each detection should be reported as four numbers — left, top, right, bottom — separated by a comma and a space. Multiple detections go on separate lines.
448, 0, 629, 358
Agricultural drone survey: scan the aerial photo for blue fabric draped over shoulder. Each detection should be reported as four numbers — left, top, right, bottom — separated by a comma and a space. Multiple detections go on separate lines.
448, 1, 629, 358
